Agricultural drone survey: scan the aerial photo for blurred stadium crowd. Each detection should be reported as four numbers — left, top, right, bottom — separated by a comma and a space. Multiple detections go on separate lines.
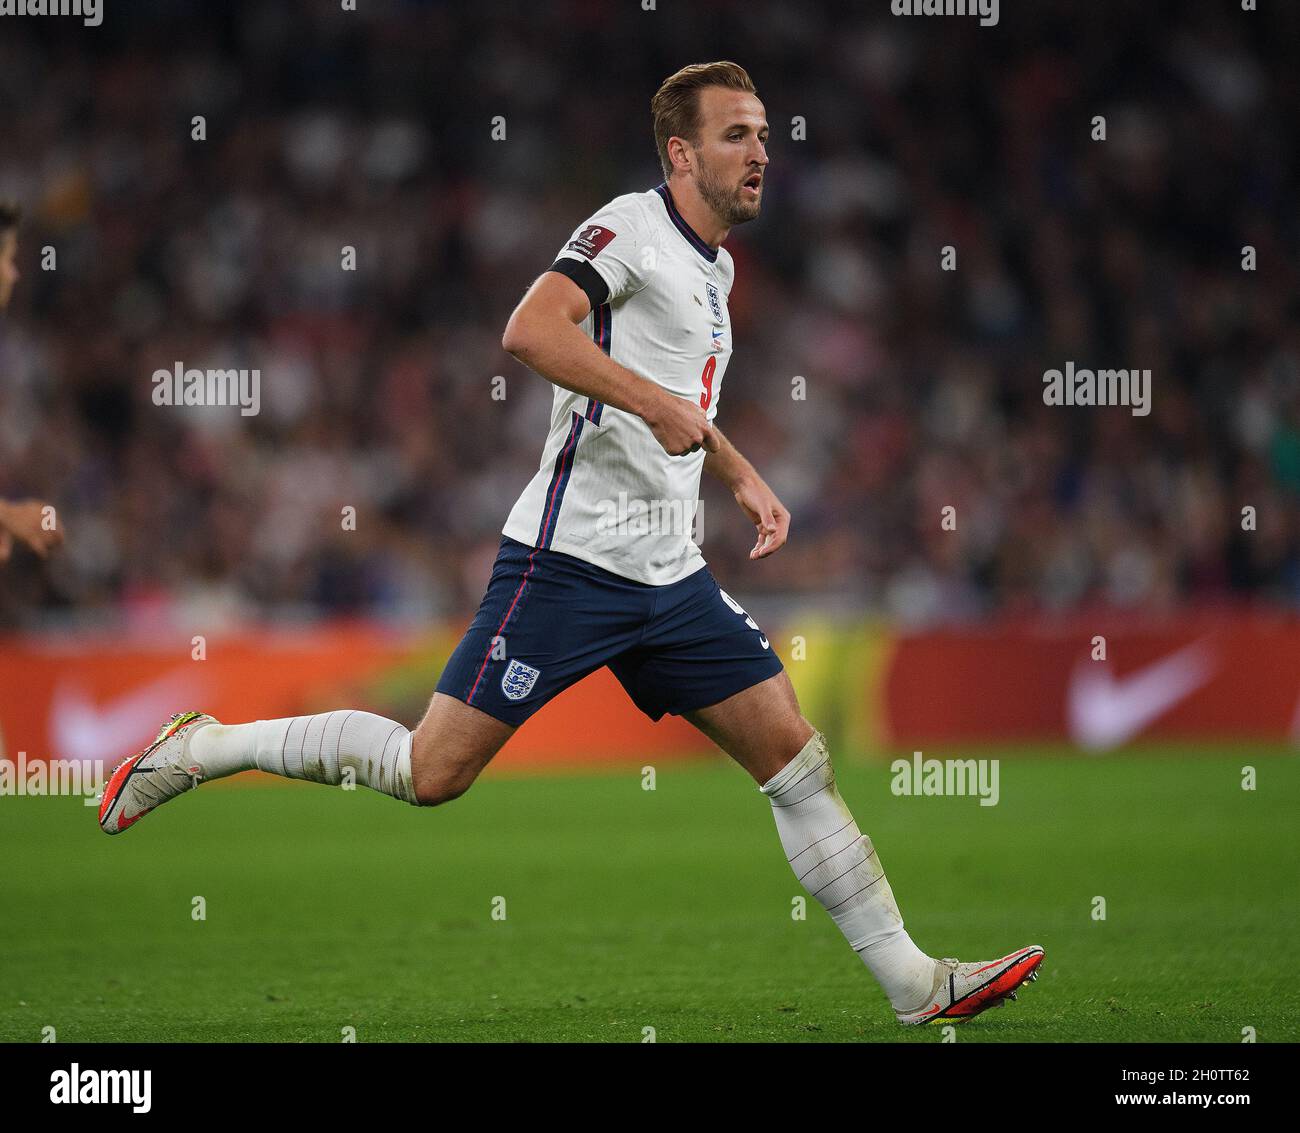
1, 0, 1297, 630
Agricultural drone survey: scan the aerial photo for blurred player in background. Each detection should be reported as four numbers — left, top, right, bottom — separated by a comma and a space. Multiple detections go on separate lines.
0, 201, 63, 568
0, 200, 64, 761
96, 64, 1042, 1025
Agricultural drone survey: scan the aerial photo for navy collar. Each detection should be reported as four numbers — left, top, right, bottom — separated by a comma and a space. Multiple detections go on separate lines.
654, 182, 719, 263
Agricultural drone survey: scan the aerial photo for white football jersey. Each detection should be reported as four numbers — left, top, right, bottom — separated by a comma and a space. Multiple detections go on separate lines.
501, 183, 735, 585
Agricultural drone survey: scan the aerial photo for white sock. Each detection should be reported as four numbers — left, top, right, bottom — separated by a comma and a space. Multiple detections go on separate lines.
189, 711, 418, 805
760, 730, 938, 1013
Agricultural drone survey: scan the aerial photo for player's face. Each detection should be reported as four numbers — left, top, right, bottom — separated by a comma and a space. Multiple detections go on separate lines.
0, 230, 19, 310
690, 87, 769, 226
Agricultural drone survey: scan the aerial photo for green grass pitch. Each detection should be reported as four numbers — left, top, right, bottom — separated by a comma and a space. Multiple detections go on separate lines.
2, 746, 1296, 1042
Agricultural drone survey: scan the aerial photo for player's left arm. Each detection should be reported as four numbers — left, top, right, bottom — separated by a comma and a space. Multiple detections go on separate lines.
703, 427, 789, 559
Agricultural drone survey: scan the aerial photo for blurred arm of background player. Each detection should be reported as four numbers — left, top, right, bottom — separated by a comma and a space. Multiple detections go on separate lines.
502, 272, 789, 558
0, 498, 64, 565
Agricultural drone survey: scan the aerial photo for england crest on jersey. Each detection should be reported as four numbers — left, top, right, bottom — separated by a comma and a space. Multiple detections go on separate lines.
706, 282, 723, 324
501, 658, 542, 701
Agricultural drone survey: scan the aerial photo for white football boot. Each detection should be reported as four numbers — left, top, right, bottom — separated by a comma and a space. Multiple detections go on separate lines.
895, 945, 1044, 1025
97, 711, 218, 835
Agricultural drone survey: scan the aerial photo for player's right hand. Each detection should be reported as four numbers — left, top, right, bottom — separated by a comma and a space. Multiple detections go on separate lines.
643, 391, 718, 457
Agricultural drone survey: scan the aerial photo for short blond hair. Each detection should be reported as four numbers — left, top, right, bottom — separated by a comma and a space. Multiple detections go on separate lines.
651, 61, 757, 180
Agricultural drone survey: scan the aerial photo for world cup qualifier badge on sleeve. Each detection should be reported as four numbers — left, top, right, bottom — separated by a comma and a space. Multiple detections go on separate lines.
567, 225, 616, 261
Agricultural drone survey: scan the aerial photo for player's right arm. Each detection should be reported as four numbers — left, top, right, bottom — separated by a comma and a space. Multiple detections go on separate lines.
501, 273, 715, 457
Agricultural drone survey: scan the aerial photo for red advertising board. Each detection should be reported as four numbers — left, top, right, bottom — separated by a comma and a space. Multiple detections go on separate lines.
883, 609, 1300, 748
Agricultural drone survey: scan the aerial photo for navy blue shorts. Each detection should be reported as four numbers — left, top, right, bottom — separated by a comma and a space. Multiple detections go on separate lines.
436, 536, 784, 726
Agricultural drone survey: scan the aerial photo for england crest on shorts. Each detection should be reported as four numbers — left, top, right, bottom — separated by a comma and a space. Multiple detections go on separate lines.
501, 658, 541, 701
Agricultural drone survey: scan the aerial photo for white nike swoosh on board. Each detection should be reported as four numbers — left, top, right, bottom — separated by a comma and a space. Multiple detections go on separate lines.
1066, 642, 1215, 752
49, 670, 205, 765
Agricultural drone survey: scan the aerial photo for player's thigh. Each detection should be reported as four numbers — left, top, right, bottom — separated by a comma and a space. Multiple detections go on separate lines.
437, 537, 643, 719
410, 691, 515, 805
613, 568, 809, 783
423, 537, 644, 803
685, 670, 814, 786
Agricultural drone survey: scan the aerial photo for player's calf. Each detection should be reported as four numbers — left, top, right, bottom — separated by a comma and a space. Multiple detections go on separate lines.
95, 693, 517, 835
99, 709, 427, 837
759, 730, 941, 1015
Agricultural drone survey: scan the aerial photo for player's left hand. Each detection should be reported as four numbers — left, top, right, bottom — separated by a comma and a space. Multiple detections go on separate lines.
733, 478, 789, 559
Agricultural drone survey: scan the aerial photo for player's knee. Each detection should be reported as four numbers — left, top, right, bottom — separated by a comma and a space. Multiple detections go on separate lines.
411, 755, 479, 807
770, 706, 815, 761
409, 729, 481, 807
413, 769, 473, 807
